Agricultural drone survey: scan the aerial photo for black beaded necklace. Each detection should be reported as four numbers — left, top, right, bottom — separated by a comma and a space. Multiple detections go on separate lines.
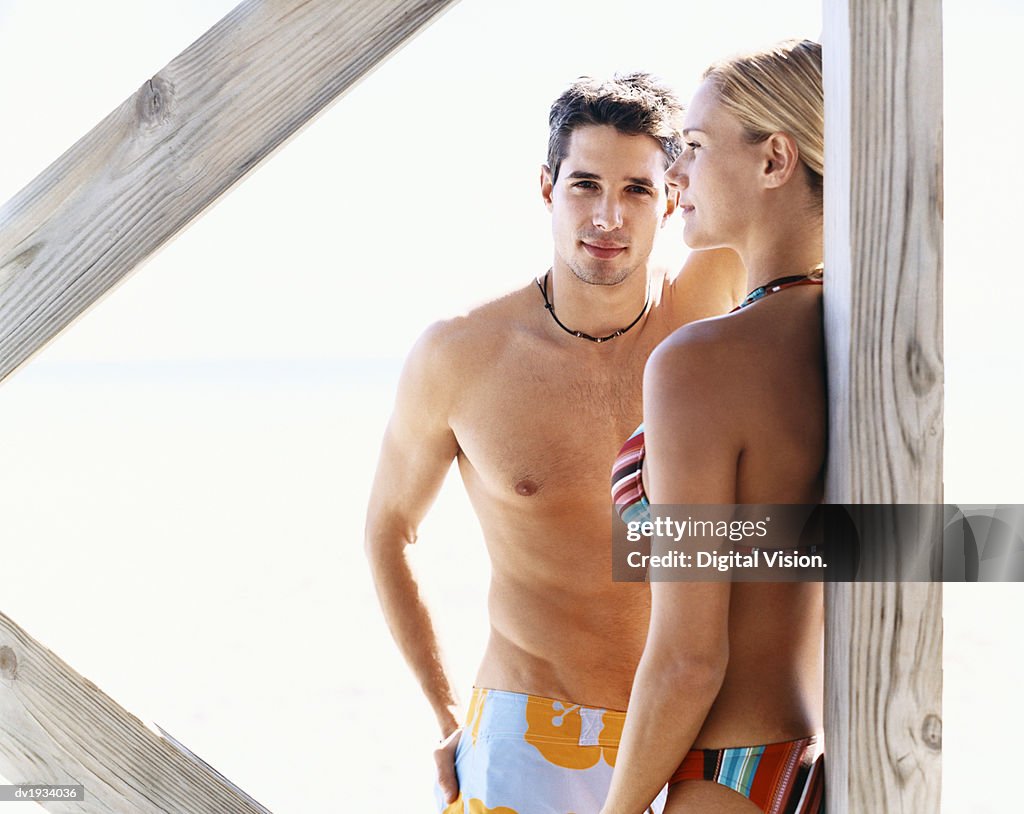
535, 270, 650, 344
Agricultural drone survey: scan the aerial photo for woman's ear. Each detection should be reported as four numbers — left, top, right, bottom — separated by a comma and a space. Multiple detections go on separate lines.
762, 132, 801, 189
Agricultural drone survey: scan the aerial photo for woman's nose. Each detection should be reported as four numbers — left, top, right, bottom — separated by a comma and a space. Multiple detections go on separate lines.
665, 154, 688, 191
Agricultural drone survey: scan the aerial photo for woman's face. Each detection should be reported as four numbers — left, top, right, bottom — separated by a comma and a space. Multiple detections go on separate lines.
666, 80, 766, 251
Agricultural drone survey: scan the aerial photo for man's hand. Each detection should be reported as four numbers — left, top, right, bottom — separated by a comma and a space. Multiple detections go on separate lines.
434, 726, 463, 804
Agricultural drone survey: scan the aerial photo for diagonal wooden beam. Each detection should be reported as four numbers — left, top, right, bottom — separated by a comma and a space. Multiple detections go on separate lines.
0, 0, 458, 383
0, 612, 270, 812
823, 0, 944, 811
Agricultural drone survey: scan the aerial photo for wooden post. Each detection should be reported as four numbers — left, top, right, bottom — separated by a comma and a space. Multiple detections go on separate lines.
823, 1, 943, 812
0, 613, 270, 813
0, 0, 457, 383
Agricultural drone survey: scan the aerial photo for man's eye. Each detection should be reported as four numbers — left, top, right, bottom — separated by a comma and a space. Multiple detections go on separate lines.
627, 186, 654, 196
572, 180, 598, 189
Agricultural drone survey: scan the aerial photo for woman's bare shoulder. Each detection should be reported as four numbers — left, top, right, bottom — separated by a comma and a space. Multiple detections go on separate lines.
645, 316, 740, 400
643, 308, 784, 424
653, 310, 753, 363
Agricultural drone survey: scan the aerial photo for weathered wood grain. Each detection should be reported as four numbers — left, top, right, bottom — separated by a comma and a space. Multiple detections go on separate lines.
0, 0, 457, 382
0, 612, 270, 813
823, 0, 944, 811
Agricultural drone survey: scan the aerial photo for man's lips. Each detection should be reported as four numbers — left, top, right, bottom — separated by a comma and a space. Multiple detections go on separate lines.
581, 241, 627, 260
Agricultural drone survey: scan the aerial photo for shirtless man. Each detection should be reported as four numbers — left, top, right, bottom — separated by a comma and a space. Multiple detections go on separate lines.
365, 74, 743, 814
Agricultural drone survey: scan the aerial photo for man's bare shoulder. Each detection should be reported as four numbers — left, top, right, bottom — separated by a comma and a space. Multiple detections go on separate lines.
406, 281, 538, 374
659, 248, 746, 322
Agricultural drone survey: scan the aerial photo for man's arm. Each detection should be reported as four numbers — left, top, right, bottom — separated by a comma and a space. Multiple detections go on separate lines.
668, 247, 747, 319
364, 322, 465, 797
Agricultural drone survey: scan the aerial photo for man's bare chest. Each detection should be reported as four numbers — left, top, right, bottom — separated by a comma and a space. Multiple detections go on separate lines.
449, 359, 645, 500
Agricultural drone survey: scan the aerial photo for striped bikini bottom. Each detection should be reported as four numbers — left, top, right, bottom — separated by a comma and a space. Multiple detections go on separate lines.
669, 735, 824, 814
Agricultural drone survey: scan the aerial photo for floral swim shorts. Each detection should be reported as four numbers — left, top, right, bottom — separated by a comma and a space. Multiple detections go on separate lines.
436, 687, 666, 814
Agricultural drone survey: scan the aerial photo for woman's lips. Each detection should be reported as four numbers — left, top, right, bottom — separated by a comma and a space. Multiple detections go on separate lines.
582, 242, 626, 259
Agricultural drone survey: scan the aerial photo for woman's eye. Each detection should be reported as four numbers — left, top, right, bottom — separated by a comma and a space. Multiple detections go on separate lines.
686, 141, 701, 151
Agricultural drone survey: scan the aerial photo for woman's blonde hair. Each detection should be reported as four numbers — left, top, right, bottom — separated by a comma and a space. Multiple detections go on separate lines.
703, 40, 823, 200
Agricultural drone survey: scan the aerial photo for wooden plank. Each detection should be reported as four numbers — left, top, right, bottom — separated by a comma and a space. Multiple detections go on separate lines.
0, 612, 270, 813
823, 1, 944, 812
0, 0, 457, 382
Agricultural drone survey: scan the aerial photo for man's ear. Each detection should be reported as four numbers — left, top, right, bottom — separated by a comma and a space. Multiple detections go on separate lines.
662, 188, 679, 226
762, 132, 800, 189
540, 164, 554, 211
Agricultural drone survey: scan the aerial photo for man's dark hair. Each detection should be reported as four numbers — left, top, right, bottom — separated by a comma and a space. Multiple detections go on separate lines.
546, 73, 685, 184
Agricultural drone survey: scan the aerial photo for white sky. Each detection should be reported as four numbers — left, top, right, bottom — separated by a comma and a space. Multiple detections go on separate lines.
1, 0, 1023, 811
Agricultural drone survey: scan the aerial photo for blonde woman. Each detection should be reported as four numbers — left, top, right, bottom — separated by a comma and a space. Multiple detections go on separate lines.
604, 41, 826, 814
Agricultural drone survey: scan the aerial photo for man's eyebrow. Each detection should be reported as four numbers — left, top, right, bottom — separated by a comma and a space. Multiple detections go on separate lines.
565, 170, 655, 187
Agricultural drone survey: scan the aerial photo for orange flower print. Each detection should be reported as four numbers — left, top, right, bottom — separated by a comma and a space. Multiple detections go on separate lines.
441, 794, 519, 814
524, 697, 621, 769
597, 710, 623, 767
466, 689, 489, 747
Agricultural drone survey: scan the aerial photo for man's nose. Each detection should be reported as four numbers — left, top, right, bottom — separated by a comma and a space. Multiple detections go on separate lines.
593, 195, 623, 230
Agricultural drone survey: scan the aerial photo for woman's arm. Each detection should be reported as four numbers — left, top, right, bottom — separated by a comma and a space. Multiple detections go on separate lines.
600, 332, 744, 814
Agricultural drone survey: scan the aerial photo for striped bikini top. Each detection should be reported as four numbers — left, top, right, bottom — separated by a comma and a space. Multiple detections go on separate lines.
611, 424, 649, 525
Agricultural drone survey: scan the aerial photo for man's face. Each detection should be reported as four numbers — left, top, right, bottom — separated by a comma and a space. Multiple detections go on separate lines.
542, 125, 674, 286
